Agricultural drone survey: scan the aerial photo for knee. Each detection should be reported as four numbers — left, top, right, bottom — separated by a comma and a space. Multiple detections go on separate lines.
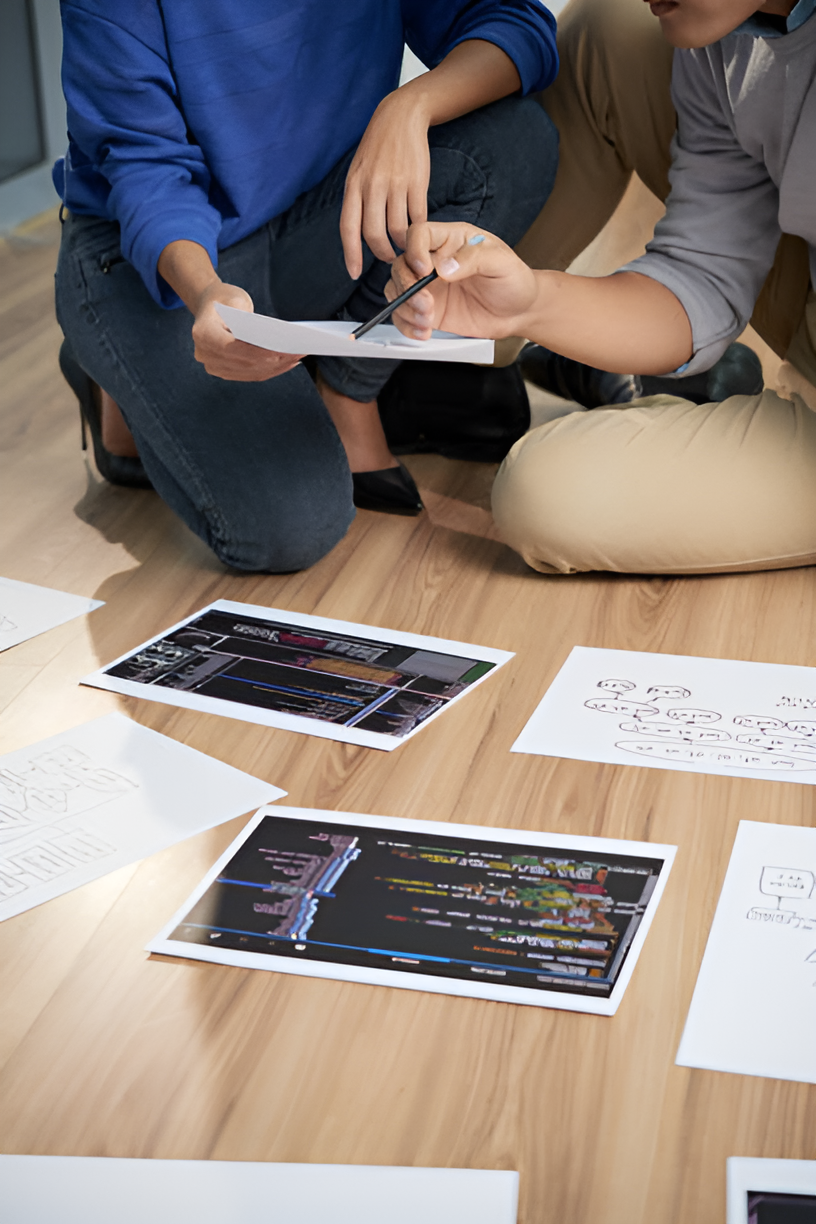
493, 393, 816, 576
209, 478, 355, 574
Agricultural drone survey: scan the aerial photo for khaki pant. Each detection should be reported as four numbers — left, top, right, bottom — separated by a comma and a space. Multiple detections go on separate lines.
495, 0, 816, 575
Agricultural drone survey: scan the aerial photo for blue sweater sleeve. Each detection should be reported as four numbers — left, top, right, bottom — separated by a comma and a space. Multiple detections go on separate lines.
61, 3, 222, 308
402, 0, 558, 94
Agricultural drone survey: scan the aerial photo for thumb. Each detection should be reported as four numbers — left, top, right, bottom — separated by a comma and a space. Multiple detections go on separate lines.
434, 232, 510, 283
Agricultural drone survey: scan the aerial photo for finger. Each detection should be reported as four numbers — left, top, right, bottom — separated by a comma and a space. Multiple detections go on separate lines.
361, 183, 397, 264
407, 180, 428, 229
402, 221, 476, 278
340, 181, 364, 280
386, 188, 410, 256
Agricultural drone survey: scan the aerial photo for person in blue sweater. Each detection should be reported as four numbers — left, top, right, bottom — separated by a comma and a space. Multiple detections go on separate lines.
54, 0, 558, 572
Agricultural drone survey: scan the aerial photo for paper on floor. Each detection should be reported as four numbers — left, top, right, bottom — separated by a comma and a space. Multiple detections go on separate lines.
727, 1157, 816, 1224
216, 303, 495, 362
0, 713, 284, 922
512, 646, 816, 785
0, 576, 103, 652
677, 821, 816, 1084
149, 805, 675, 1015
81, 600, 513, 751
1, 1156, 518, 1224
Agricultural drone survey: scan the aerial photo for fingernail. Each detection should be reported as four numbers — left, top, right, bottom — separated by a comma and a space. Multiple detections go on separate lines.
413, 329, 427, 338
439, 257, 459, 276
468, 234, 485, 245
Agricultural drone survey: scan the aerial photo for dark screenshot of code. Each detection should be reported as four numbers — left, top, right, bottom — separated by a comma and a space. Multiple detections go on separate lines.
749, 1192, 816, 1224
170, 815, 666, 998
106, 609, 493, 737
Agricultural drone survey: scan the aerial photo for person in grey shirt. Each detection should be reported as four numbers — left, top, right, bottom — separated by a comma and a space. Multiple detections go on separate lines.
385, 0, 816, 576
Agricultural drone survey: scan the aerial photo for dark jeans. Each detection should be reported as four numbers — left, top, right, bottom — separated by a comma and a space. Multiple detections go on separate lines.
56, 96, 558, 572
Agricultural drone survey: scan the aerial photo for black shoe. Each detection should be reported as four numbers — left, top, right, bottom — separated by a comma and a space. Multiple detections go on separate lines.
518, 343, 641, 408
352, 462, 423, 516
639, 342, 763, 404
378, 360, 530, 462
59, 341, 153, 489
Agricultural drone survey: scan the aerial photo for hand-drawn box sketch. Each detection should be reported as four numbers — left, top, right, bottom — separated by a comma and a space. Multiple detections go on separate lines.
677, 821, 816, 1084
512, 646, 816, 785
0, 714, 282, 922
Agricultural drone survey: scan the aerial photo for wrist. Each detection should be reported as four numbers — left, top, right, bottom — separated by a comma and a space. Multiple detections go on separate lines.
511, 271, 560, 344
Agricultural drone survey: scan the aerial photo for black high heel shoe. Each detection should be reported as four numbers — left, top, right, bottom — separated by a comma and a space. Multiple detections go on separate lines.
59, 341, 153, 489
352, 462, 423, 516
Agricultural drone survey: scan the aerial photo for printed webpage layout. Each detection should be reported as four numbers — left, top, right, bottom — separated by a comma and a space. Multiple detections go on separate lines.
216, 303, 495, 363
148, 806, 676, 1015
512, 645, 816, 785
676, 821, 816, 1085
0, 713, 284, 922
82, 601, 514, 751
727, 1157, 816, 1224
0, 1155, 519, 1224
0, 575, 103, 653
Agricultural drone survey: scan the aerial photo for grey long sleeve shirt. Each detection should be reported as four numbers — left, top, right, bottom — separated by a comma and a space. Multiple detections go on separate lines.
623, 8, 816, 375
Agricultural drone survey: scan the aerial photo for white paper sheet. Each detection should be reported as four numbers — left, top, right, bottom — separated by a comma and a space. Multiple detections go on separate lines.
1, 1156, 518, 1224
727, 1157, 816, 1224
676, 821, 816, 1084
149, 805, 675, 1015
216, 303, 495, 362
512, 646, 816, 785
0, 576, 103, 652
0, 713, 284, 922
81, 600, 513, 751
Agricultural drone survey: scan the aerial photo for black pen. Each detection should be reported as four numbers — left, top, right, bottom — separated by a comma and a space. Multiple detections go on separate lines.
351, 269, 438, 339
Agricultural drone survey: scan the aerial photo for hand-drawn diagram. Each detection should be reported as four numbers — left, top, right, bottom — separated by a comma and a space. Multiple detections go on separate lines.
0, 613, 18, 634
746, 864, 816, 978
0, 744, 135, 901
584, 679, 816, 773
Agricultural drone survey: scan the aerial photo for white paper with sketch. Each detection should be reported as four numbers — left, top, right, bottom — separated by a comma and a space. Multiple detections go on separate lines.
81, 600, 513, 751
0, 576, 103, 652
676, 821, 816, 1085
727, 1157, 816, 1224
149, 804, 675, 1015
1, 1155, 518, 1224
512, 646, 816, 785
0, 713, 284, 922
216, 303, 495, 362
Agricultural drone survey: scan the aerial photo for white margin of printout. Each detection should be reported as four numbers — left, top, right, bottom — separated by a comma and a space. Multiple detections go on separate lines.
81, 600, 514, 751
727, 1157, 816, 1224
147, 804, 677, 1016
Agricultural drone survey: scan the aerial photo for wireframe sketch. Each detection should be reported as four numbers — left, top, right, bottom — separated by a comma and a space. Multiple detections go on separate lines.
0, 613, 18, 633
0, 744, 135, 900
584, 678, 816, 772
746, 866, 816, 932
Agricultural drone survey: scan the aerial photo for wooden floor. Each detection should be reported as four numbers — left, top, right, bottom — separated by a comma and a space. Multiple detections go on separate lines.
0, 207, 814, 1224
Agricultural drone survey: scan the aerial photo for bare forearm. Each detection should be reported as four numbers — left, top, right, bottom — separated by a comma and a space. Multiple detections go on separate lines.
157, 240, 221, 313
515, 271, 694, 375
391, 40, 521, 127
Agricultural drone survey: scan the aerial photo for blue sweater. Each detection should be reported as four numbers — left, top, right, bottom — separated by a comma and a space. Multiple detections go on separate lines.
56, 1, 557, 307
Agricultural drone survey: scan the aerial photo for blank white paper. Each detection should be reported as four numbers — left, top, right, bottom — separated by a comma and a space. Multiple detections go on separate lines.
0, 1156, 518, 1224
216, 303, 495, 362
0, 713, 284, 921
0, 576, 103, 652
512, 646, 816, 785
676, 821, 816, 1084
81, 600, 514, 751
727, 1157, 816, 1224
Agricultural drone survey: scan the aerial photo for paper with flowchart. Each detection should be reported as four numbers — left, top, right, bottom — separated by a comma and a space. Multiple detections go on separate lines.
512, 646, 816, 785
216, 303, 494, 362
0, 713, 284, 921
676, 821, 816, 1084
727, 1157, 816, 1224
0, 1155, 519, 1224
0, 575, 103, 652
